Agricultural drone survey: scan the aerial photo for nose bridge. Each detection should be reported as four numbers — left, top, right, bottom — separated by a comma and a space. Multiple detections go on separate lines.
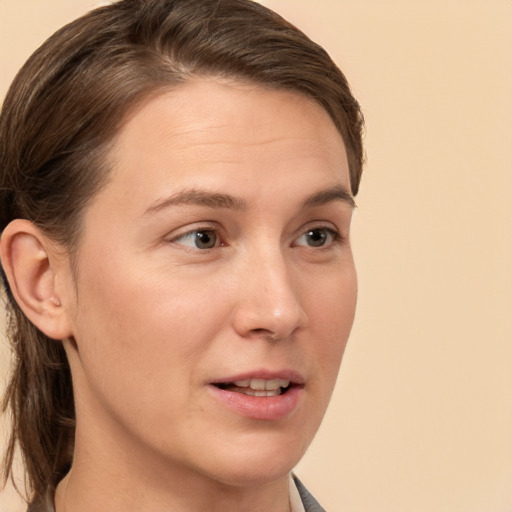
232, 243, 307, 340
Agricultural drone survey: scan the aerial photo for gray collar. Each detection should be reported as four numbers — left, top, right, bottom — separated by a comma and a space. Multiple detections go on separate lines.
292, 474, 327, 512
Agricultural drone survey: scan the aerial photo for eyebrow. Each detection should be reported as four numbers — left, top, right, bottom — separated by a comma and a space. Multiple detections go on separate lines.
144, 189, 248, 215
301, 185, 356, 209
144, 184, 355, 216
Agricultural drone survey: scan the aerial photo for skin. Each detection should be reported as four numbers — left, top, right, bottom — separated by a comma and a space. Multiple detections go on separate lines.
3, 79, 357, 511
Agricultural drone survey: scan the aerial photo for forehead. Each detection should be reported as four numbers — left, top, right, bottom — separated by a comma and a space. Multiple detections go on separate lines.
97, 78, 350, 214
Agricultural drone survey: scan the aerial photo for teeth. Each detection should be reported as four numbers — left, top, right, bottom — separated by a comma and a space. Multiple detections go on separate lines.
249, 379, 266, 390
233, 379, 251, 387
265, 378, 290, 390
233, 378, 290, 391
237, 388, 282, 397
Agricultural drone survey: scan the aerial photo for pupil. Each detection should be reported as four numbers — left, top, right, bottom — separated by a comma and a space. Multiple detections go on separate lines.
195, 231, 216, 249
307, 229, 327, 247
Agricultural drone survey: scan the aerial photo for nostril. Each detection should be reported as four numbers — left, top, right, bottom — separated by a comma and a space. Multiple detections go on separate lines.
248, 328, 278, 340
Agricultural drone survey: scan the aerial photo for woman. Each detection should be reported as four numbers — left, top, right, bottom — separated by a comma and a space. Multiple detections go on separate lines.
0, 0, 364, 510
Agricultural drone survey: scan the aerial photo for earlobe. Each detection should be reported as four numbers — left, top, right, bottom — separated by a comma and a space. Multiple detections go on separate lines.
0, 219, 73, 340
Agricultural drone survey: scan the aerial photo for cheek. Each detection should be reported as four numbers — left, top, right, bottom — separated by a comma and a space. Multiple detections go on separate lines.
304, 264, 357, 378
70, 254, 228, 405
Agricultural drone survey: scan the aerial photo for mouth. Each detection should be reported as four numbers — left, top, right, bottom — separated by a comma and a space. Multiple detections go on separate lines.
214, 378, 292, 397
208, 372, 305, 420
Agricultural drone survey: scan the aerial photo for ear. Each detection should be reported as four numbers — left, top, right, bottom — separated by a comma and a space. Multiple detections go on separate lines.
0, 219, 74, 340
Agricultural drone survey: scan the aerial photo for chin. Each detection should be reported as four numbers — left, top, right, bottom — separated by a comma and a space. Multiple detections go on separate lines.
193, 427, 313, 488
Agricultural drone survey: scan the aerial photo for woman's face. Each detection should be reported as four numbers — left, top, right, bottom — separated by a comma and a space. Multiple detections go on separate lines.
62, 79, 357, 487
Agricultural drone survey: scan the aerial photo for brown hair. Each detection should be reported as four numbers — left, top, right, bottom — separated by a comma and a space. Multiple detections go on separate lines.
0, 0, 364, 509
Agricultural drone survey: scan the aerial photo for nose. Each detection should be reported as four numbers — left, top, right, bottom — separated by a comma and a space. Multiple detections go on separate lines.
231, 249, 308, 341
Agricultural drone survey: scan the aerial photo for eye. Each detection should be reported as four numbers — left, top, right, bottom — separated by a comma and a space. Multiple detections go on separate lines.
294, 227, 339, 248
173, 229, 220, 249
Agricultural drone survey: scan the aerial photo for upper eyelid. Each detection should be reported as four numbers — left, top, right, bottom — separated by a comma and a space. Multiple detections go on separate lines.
167, 222, 221, 239
173, 228, 217, 240
294, 220, 341, 236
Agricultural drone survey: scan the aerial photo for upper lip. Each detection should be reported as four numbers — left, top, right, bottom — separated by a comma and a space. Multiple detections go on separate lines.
210, 369, 305, 386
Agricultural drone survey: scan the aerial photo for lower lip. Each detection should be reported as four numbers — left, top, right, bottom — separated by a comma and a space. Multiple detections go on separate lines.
208, 385, 303, 421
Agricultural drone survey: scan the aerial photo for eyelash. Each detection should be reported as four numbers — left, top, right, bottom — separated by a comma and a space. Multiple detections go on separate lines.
171, 227, 225, 251
292, 226, 342, 249
169, 224, 342, 251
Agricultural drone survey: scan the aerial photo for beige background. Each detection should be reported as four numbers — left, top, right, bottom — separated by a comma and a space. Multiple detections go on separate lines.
1, 1, 511, 511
